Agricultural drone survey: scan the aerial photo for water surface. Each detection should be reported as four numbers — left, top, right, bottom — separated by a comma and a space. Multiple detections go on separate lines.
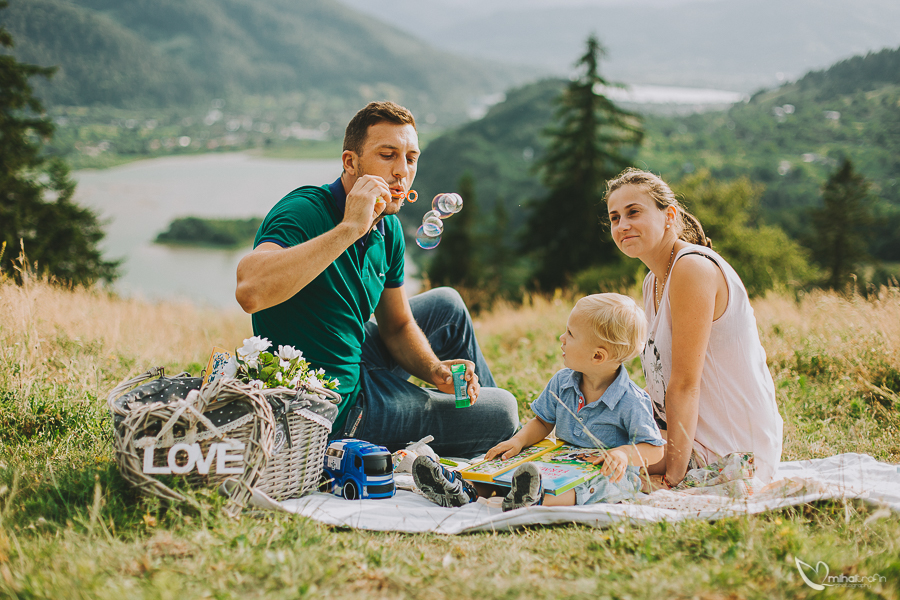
74, 153, 343, 308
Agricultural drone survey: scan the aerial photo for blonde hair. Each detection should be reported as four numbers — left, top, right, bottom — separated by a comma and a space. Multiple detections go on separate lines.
575, 293, 647, 363
604, 168, 712, 248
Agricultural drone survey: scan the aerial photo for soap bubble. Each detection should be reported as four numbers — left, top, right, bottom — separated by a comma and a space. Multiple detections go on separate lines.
416, 225, 441, 249
405, 190, 418, 203
432, 193, 463, 217
422, 215, 443, 237
414, 192, 463, 250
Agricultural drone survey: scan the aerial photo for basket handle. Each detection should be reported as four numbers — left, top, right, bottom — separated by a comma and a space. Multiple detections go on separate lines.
106, 366, 166, 417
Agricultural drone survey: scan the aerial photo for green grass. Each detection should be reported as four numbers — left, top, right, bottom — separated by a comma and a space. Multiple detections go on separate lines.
0, 277, 898, 599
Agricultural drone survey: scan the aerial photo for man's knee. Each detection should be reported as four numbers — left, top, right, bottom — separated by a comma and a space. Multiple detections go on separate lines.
426, 286, 467, 315
482, 387, 519, 437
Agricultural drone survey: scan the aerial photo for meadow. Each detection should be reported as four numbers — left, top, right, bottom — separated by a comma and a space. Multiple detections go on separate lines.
0, 270, 898, 599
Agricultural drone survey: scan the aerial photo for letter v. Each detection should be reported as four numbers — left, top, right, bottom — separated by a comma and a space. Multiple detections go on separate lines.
195, 443, 218, 475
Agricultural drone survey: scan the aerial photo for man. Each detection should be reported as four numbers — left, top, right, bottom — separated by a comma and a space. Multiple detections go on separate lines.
235, 101, 518, 457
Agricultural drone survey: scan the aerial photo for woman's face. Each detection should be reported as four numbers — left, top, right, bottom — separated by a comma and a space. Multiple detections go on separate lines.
607, 184, 669, 259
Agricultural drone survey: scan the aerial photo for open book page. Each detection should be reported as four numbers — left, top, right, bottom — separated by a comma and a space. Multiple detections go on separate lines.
492, 446, 606, 495
458, 439, 563, 482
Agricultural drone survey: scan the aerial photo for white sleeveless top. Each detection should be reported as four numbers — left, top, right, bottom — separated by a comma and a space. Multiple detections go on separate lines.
641, 245, 783, 483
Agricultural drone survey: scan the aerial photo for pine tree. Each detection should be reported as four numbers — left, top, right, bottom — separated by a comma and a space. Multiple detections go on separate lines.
428, 173, 478, 287
809, 158, 872, 290
0, 2, 117, 284
523, 34, 643, 290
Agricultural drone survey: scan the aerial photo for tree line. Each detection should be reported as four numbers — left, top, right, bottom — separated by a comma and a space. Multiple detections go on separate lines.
427, 35, 883, 304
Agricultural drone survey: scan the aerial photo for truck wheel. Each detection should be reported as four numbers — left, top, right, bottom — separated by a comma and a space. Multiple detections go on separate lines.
342, 481, 358, 500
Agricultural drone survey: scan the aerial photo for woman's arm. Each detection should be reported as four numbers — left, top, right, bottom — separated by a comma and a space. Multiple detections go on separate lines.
662, 254, 725, 484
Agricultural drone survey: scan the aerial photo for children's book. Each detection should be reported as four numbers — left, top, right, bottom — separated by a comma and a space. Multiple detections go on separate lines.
492, 445, 608, 496
459, 438, 563, 482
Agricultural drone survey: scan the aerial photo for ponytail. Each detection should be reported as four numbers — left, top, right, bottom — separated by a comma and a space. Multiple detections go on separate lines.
680, 210, 712, 248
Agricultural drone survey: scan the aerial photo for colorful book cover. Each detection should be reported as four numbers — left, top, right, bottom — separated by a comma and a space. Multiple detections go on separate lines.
459, 438, 563, 482
491, 445, 607, 495
202, 346, 232, 388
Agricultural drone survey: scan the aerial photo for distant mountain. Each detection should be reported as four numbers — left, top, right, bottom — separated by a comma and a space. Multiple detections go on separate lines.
410, 45, 900, 260
339, 0, 900, 92
1, 0, 529, 124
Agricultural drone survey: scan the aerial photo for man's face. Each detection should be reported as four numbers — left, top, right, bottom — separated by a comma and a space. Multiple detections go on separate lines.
350, 122, 420, 217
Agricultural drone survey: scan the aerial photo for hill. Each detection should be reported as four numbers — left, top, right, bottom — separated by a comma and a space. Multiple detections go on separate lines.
1, 0, 527, 124
404, 78, 564, 234
339, 0, 900, 92
410, 46, 900, 261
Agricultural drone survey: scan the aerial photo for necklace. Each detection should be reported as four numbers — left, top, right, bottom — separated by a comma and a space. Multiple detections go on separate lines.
655, 243, 676, 310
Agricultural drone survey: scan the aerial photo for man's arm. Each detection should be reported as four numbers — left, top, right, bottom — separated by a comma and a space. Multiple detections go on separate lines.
235, 175, 390, 314
372, 286, 481, 400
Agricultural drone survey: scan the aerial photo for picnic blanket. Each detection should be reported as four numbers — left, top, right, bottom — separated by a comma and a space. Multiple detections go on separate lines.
247, 453, 900, 534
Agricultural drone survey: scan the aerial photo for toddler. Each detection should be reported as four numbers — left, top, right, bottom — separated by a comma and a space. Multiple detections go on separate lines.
413, 293, 665, 510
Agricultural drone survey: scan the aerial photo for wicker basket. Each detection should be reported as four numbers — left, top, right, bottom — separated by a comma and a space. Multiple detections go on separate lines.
107, 367, 340, 515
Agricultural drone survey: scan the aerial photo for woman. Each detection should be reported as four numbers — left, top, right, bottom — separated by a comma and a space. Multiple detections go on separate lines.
605, 168, 783, 485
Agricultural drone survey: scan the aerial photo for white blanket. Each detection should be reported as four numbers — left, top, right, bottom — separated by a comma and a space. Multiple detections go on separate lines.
248, 453, 900, 534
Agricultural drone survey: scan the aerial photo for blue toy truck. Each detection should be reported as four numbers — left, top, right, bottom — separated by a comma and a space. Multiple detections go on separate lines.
322, 439, 395, 500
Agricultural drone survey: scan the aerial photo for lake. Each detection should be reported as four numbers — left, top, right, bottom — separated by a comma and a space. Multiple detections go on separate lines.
73, 153, 419, 309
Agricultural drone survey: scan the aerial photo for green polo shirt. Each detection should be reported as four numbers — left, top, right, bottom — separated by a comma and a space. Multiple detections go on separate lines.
251, 182, 405, 432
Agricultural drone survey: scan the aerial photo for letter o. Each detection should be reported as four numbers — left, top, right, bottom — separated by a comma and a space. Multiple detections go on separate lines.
168, 443, 198, 474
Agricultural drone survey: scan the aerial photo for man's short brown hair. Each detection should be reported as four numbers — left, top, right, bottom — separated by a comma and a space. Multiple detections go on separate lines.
343, 101, 416, 156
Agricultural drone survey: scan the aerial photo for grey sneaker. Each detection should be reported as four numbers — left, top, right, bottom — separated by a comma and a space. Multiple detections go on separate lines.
412, 455, 477, 507
502, 463, 543, 511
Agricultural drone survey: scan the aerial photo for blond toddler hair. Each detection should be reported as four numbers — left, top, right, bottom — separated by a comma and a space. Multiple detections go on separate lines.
575, 293, 647, 363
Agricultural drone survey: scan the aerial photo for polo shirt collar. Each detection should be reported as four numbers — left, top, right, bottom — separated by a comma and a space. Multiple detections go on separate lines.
562, 365, 630, 411
328, 176, 385, 243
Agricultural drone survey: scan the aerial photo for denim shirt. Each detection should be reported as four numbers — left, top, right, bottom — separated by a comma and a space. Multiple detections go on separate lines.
531, 366, 665, 449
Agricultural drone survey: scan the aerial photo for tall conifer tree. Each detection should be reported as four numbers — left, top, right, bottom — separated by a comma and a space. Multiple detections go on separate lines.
523, 35, 642, 290
809, 158, 872, 290
0, 2, 117, 284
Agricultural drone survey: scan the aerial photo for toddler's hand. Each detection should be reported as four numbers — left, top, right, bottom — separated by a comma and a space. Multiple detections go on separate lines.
596, 448, 628, 483
485, 439, 523, 461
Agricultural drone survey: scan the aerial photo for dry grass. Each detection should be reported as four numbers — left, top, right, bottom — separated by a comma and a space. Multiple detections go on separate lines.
0, 273, 250, 396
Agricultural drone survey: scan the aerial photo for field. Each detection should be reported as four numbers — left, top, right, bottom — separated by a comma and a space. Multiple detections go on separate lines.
0, 272, 898, 599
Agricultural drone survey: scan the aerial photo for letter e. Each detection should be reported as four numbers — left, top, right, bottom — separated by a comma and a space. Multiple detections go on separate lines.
217, 440, 245, 474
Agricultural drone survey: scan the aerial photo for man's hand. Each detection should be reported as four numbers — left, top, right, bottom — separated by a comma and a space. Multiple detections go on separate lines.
589, 447, 629, 483
344, 175, 391, 236
485, 438, 524, 461
430, 359, 479, 403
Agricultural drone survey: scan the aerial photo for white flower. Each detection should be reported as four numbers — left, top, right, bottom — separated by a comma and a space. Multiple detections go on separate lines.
238, 336, 270, 358
224, 357, 238, 378
249, 379, 264, 390
276, 345, 303, 361
245, 356, 259, 370
274, 371, 283, 382
289, 376, 301, 388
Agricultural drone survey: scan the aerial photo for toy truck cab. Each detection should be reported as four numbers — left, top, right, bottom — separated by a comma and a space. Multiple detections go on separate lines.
322, 439, 395, 500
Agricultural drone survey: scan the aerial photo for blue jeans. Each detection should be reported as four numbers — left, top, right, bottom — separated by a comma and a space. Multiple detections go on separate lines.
333, 287, 519, 458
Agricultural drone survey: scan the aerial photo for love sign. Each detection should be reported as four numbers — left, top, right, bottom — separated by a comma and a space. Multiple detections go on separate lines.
142, 441, 245, 475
